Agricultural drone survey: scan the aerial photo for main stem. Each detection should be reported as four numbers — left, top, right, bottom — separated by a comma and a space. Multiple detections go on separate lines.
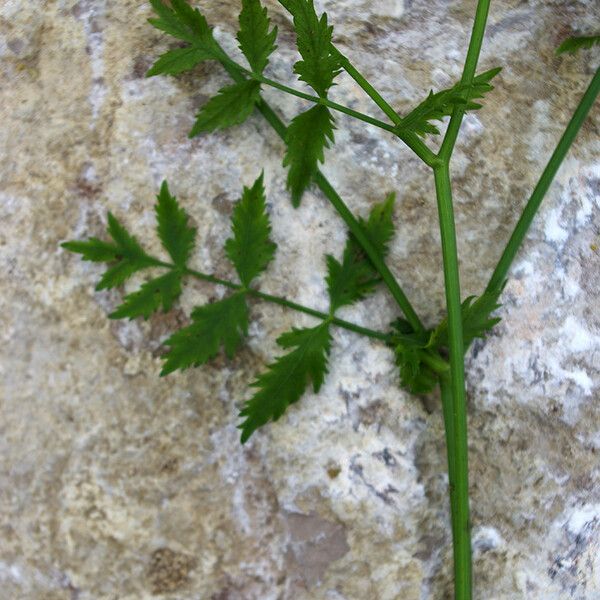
439, 374, 458, 549
433, 164, 471, 599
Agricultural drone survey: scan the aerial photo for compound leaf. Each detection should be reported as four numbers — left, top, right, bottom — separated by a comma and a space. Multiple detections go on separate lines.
189, 79, 261, 137
225, 172, 277, 286
109, 270, 182, 320
278, 0, 341, 96
238, 323, 331, 442
397, 67, 502, 137
155, 181, 196, 268
237, 0, 278, 74
283, 104, 335, 206
161, 293, 249, 375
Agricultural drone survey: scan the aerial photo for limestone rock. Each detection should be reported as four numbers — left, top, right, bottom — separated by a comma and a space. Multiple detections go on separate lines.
1, 1, 599, 598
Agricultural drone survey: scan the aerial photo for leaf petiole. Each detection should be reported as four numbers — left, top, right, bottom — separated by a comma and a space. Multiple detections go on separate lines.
180, 267, 390, 342
330, 47, 440, 167
218, 55, 398, 133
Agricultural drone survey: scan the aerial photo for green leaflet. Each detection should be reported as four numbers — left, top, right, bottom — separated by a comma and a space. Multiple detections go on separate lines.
109, 270, 182, 320
283, 105, 335, 206
225, 172, 277, 287
238, 323, 332, 442
155, 181, 196, 268
352, 192, 396, 264
278, 0, 340, 96
556, 35, 600, 55
396, 67, 502, 137
61, 238, 120, 263
189, 79, 261, 137
430, 285, 504, 350
62, 213, 159, 291
389, 320, 441, 395
147, 46, 214, 77
148, 0, 215, 45
391, 286, 503, 395
147, 0, 221, 76
278, 0, 341, 97
237, 0, 278, 74
325, 253, 374, 312
63, 181, 195, 318
161, 293, 250, 375
326, 193, 395, 311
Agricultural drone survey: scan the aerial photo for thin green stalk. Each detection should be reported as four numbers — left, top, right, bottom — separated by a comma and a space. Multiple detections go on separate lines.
331, 48, 440, 167
486, 67, 600, 293
179, 267, 389, 342
440, 0, 492, 160
332, 48, 402, 124
213, 41, 425, 333
219, 57, 397, 133
439, 374, 458, 551
433, 163, 471, 600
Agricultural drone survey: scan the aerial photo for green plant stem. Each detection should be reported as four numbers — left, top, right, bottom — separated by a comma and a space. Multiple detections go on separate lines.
439, 373, 458, 550
332, 48, 440, 167
440, 0, 491, 161
433, 163, 471, 600
169, 266, 389, 342
486, 66, 600, 294
218, 57, 398, 133
212, 41, 425, 334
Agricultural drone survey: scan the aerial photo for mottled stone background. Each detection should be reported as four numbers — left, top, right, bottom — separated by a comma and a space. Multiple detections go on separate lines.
1, 0, 599, 598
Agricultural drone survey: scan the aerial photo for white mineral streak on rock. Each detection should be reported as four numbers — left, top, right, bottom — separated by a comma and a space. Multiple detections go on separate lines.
72, 0, 107, 122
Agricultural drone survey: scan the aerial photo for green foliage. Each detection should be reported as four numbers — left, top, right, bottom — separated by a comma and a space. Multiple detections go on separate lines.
390, 321, 439, 394
62, 213, 159, 291
189, 79, 261, 137
238, 192, 397, 438
353, 192, 396, 262
110, 271, 182, 320
155, 181, 196, 268
430, 285, 504, 349
63, 182, 198, 299
61, 238, 120, 263
146, 0, 221, 76
390, 285, 504, 395
557, 35, 600, 55
278, 0, 341, 97
237, 0, 278, 74
396, 67, 502, 137
225, 172, 277, 287
327, 193, 395, 311
161, 293, 250, 375
238, 323, 332, 442
283, 105, 335, 206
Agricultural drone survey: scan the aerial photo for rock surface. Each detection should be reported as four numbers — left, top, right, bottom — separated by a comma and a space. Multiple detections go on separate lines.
1, 1, 599, 598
